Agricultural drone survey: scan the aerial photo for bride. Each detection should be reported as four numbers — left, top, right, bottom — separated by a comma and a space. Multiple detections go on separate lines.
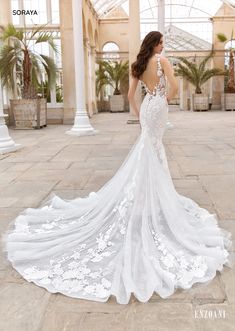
2, 31, 233, 305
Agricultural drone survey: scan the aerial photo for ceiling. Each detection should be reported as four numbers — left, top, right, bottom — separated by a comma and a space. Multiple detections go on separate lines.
90, 0, 235, 18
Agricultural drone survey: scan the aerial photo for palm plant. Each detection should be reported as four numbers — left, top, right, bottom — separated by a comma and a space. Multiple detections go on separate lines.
37, 81, 63, 103
96, 59, 129, 96
174, 52, 225, 94
217, 31, 235, 93
0, 23, 58, 99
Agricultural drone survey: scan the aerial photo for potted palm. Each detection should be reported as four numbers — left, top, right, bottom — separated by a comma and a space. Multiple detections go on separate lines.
0, 23, 57, 128
174, 52, 225, 111
217, 32, 235, 111
96, 60, 129, 112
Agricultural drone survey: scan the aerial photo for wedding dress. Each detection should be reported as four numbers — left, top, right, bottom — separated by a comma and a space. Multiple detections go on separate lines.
2, 54, 233, 305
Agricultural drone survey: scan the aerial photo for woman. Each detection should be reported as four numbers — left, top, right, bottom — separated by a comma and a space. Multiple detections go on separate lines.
3, 31, 232, 305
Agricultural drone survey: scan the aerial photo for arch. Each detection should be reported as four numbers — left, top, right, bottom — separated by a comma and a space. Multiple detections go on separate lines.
224, 39, 235, 50
102, 42, 120, 59
102, 41, 120, 52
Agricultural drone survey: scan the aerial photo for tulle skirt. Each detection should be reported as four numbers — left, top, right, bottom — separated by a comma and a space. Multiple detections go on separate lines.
2, 127, 233, 304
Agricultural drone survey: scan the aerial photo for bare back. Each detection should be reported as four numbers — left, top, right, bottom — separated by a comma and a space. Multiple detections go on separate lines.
139, 54, 164, 93
127, 53, 177, 117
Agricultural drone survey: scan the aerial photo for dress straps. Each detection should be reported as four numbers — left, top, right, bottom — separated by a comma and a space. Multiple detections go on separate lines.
155, 54, 163, 76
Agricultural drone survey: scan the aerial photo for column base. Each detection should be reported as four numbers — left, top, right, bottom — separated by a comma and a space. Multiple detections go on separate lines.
0, 143, 22, 154
66, 110, 98, 136
66, 128, 99, 136
0, 123, 22, 154
127, 118, 140, 124
126, 113, 139, 125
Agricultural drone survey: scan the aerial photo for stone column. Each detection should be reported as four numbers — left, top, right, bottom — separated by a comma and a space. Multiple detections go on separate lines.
85, 39, 96, 117
0, 0, 11, 27
66, 0, 97, 136
0, 77, 21, 154
158, 0, 165, 35
83, 37, 91, 117
213, 53, 225, 109
59, 0, 76, 124
209, 57, 213, 107
90, 45, 98, 114
0, 0, 21, 154
127, 0, 141, 124
0, 0, 15, 124
158, 0, 166, 58
179, 77, 188, 111
158, 0, 173, 127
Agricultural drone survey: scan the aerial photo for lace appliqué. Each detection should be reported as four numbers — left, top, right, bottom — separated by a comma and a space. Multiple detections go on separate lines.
112, 174, 137, 235
141, 55, 167, 100
23, 223, 116, 298
13, 206, 93, 235
21, 143, 144, 299
112, 141, 144, 235
150, 229, 209, 286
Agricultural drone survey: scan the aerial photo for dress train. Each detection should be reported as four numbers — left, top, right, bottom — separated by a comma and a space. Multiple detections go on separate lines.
2, 54, 233, 305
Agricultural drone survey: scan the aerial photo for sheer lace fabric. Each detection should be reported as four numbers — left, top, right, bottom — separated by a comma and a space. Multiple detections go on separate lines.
2, 54, 233, 305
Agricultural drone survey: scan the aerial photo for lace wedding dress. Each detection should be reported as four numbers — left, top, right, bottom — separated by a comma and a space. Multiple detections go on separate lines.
2, 54, 233, 305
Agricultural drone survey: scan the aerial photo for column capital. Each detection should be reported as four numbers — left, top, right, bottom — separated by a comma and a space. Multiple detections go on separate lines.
83, 37, 90, 48
90, 45, 97, 54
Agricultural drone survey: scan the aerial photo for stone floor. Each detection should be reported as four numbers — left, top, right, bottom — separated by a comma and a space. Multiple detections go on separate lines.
0, 110, 235, 331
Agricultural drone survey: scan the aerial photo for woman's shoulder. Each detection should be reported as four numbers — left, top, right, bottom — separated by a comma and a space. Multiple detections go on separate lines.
158, 55, 171, 69
157, 54, 168, 61
155, 54, 168, 64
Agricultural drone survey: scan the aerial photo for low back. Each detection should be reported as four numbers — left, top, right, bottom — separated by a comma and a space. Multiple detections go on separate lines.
141, 54, 166, 98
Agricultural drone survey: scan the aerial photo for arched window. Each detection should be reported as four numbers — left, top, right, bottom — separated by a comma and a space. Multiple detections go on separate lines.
99, 43, 120, 99
102, 42, 120, 59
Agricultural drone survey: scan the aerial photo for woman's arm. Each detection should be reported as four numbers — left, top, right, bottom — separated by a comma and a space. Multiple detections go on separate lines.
127, 76, 140, 118
161, 57, 178, 102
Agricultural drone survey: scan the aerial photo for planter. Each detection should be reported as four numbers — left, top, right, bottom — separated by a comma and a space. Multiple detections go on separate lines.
109, 95, 125, 112
97, 100, 110, 112
221, 93, 235, 111
192, 94, 209, 111
10, 98, 47, 129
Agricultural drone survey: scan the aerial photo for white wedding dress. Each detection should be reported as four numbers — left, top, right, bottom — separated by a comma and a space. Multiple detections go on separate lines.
2, 54, 233, 305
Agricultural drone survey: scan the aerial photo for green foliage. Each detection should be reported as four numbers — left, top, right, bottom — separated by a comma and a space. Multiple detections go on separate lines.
174, 52, 225, 94
216, 33, 228, 43
0, 23, 58, 99
95, 59, 129, 96
37, 81, 51, 102
37, 81, 63, 103
216, 30, 234, 49
56, 85, 63, 103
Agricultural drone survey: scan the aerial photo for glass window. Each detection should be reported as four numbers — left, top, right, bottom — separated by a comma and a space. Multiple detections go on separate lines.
102, 42, 120, 59
225, 39, 235, 67
51, 0, 60, 24
23, 0, 47, 24
11, 0, 20, 25
89, 0, 235, 51
11, 0, 60, 25
10, 0, 62, 105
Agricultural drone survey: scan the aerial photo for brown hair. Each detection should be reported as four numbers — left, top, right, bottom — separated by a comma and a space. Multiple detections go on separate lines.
131, 31, 163, 79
